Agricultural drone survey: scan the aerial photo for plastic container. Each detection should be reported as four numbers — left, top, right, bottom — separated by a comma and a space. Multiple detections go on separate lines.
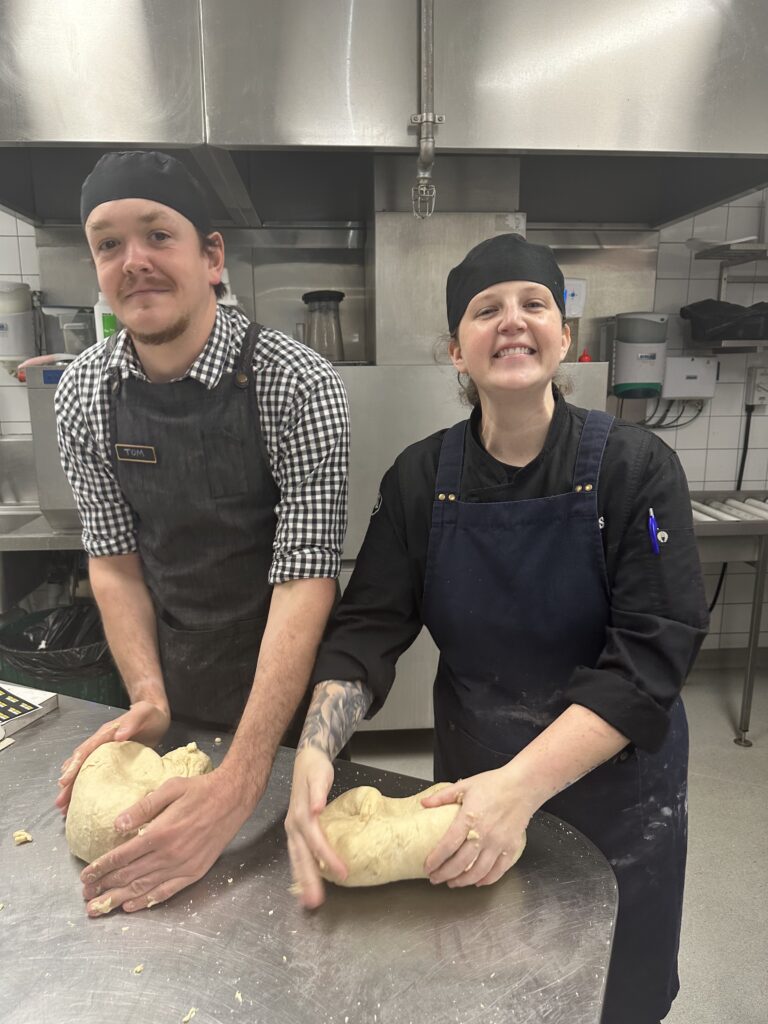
93, 292, 118, 345
0, 606, 127, 709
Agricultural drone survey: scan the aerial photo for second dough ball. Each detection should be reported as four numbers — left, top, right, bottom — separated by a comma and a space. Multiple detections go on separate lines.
318, 783, 460, 887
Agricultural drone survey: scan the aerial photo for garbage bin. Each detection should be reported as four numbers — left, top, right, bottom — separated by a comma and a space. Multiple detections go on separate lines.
0, 604, 128, 709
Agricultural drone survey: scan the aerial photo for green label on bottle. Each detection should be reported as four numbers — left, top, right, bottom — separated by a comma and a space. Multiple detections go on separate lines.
102, 313, 118, 336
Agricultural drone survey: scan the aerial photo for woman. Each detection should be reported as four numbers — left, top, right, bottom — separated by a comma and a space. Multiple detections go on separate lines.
285, 233, 708, 1024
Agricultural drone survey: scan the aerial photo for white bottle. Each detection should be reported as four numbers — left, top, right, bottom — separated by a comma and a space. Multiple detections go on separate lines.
93, 292, 118, 345
218, 268, 240, 308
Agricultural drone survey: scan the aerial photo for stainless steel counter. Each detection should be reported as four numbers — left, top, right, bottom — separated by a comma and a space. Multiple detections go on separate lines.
691, 490, 768, 747
0, 508, 81, 551
1, 697, 617, 1024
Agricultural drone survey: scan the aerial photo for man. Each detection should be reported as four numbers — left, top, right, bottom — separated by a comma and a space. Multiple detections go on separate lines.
54, 150, 349, 916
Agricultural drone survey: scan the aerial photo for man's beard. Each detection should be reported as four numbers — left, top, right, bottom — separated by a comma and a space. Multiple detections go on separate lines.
130, 313, 191, 347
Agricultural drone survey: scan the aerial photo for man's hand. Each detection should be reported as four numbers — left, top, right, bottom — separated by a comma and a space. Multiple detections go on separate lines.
80, 765, 259, 915
284, 748, 347, 909
56, 700, 171, 815
421, 769, 531, 889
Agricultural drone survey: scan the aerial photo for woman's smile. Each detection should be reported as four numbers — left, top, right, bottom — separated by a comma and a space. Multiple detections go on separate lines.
493, 344, 536, 358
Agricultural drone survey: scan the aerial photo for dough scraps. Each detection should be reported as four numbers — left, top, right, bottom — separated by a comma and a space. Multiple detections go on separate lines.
66, 740, 212, 863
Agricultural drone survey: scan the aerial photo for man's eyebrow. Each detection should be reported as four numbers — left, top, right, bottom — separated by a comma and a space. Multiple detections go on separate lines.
87, 209, 170, 232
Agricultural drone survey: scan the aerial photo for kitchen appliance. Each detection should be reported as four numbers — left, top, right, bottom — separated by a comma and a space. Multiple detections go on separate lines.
0, 282, 35, 359
301, 290, 345, 362
612, 312, 668, 399
24, 361, 80, 532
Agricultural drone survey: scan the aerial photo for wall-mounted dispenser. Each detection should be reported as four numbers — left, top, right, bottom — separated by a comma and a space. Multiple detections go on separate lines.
611, 313, 668, 399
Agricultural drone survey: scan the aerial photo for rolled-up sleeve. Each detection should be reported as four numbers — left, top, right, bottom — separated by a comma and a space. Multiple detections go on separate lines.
565, 448, 709, 751
55, 365, 138, 557
269, 373, 349, 584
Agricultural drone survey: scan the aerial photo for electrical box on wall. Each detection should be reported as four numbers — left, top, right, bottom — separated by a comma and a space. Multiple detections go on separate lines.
745, 365, 768, 407
661, 357, 718, 399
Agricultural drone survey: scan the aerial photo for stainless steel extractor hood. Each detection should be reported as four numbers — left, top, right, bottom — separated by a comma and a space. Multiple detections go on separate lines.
1, 0, 768, 229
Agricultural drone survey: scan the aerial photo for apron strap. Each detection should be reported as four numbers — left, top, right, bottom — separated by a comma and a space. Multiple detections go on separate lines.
434, 421, 467, 497
572, 409, 615, 493
233, 322, 263, 388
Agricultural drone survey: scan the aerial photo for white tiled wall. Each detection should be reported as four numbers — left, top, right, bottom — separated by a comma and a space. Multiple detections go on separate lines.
0, 209, 39, 289
0, 209, 38, 433
652, 188, 768, 649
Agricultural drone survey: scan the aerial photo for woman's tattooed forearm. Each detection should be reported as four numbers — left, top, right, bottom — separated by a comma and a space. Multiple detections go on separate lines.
298, 680, 373, 759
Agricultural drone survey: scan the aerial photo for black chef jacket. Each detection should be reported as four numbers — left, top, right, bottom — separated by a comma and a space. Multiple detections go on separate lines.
312, 388, 709, 752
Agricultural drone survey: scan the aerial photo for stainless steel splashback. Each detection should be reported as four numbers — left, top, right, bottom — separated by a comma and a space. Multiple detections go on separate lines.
370, 213, 518, 365
370, 213, 658, 365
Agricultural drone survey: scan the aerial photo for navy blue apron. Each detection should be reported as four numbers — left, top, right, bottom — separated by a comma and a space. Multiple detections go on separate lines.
422, 411, 688, 1024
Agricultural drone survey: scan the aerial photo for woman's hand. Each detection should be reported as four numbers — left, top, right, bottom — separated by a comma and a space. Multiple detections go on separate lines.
55, 700, 171, 815
421, 767, 533, 888
284, 747, 348, 909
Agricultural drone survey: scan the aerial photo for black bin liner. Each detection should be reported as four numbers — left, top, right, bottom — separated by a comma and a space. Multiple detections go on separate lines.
680, 299, 768, 342
0, 605, 127, 707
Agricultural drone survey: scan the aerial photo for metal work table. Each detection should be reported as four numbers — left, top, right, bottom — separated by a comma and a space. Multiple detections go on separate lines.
692, 490, 768, 747
2, 697, 617, 1024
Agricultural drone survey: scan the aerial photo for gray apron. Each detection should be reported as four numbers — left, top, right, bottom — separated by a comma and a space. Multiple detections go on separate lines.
422, 412, 688, 1024
108, 324, 308, 738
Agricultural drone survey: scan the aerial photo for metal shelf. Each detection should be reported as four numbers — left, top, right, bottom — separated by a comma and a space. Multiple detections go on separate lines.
691, 339, 768, 354
693, 240, 768, 265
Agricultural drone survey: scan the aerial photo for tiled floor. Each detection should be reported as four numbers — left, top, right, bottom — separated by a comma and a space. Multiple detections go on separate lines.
349, 667, 768, 1024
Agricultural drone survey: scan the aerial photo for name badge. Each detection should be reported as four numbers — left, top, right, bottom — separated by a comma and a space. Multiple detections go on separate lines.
115, 443, 158, 464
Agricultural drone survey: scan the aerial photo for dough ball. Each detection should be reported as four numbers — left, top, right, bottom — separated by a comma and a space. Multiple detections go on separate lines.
318, 783, 461, 887
66, 740, 212, 863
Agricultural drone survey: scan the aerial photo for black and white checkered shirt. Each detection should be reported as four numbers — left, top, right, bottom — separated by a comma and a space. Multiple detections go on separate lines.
55, 305, 349, 583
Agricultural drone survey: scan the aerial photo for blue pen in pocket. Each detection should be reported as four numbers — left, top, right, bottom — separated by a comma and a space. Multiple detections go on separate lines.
648, 507, 660, 555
